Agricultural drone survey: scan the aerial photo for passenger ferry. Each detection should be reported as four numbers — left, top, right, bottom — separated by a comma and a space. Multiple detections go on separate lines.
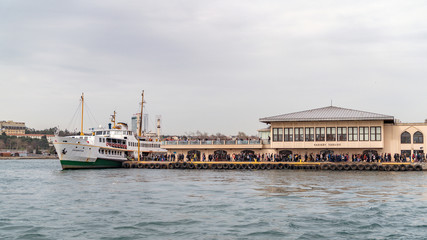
53, 92, 166, 169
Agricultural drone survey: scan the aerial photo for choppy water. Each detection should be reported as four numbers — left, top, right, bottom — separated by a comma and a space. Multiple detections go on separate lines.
1, 160, 427, 239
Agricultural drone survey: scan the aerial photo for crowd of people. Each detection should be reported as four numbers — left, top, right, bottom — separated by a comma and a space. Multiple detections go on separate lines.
274, 152, 425, 163
151, 151, 426, 163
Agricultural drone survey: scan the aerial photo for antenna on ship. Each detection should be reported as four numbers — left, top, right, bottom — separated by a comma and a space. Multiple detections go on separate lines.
80, 93, 84, 136
111, 111, 117, 129
138, 90, 144, 162
156, 115, 161, 139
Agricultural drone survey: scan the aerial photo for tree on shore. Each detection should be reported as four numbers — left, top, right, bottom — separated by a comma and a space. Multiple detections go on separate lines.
237, 131, 248, 139
0, 132, 52, 153
25, 127, 77, 136
162, 130, 259, 141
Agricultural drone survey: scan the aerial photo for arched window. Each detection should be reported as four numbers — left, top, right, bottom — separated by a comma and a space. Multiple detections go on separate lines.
320, 149, 334, 156
278, 150, 292, 161
241, 150, 255, 155
401, 131, 411, 144
187, 150, 201, 160
363, 150, 378, 157
279, 150, 292, 156
414, 131, 424, 144
214, 150, 227, 160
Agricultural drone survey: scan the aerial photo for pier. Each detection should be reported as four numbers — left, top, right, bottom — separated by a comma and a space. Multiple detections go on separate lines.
121, 161, 426, 171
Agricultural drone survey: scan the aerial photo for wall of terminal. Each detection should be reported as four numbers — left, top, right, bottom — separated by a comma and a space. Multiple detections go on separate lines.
384, 123, 427, 156
269, 120, 384, 149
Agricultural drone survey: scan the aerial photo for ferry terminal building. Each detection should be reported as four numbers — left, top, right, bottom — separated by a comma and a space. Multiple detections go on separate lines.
162, 106, 427, 160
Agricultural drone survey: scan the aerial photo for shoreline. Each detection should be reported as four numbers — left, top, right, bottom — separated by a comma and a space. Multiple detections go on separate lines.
0, 156, 58, 160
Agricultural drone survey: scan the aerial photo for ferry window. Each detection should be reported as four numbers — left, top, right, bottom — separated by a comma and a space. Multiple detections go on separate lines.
337, 127, 347, 141
272, 128, 283, 142
96, 131, 102, 135
284, 128, 293, 141
99, 138, 102, 143
414, 131, 423, 143
359, 127, 369, 141
294, 128, 304, 141
370, 127, 381, 141
315, 127, 325, 141
401, 131, 411, 144
305, 127, 314, 141
348, 127, 358, 141
326, 127, 336, 141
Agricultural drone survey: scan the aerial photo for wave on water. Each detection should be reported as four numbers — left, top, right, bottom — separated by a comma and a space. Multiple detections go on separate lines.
1, 160, 427, 239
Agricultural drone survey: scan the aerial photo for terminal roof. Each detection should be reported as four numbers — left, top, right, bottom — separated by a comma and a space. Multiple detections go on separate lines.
260, 106, 395, 123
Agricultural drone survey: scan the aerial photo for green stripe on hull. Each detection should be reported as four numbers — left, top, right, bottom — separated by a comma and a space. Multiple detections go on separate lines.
61, 158, 123, 170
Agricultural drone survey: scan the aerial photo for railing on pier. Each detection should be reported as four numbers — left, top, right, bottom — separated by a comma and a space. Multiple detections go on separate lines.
162, 140, 270, 145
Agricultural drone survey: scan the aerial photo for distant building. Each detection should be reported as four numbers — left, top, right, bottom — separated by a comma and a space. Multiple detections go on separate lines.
131, 116, 137, 133
131, 114, 149, 134
0, 121, 26, 135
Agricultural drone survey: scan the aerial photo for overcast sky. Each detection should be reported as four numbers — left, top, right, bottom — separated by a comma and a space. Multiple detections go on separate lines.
1, 0, 427, 135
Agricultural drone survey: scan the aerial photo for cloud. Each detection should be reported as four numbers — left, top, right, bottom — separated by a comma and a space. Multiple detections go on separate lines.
1, 0, 427, 134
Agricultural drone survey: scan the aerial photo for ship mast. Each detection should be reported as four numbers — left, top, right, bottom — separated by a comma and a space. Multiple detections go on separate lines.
80, 93, 84, 136
111, 111, 116, 129
138, 90, 144, 161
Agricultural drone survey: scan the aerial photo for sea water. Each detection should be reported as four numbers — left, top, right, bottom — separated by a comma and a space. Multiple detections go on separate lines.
1, 159, 426, 239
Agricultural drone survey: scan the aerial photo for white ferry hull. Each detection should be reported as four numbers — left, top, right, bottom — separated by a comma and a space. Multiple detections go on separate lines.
53, 137, 125, 170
